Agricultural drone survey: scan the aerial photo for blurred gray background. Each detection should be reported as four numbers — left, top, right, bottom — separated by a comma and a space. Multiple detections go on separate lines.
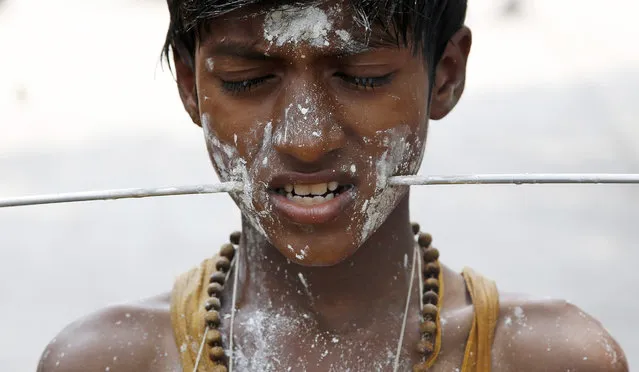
0, 0, 637, 370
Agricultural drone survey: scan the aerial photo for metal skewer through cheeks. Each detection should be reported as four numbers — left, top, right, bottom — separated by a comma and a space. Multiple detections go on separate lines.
1, 174, 638, 209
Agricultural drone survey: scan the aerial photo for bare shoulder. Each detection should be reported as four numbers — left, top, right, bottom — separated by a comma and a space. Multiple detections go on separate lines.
492, 293, 628, 372
37, 293, 181, 372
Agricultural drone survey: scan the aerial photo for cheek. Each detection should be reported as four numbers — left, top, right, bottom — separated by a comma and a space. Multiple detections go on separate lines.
202, 112, 276, 236
352, 125, 423, 244
341, 89, 428, 139
199, 83, 268, 161
202, 113, 239, 181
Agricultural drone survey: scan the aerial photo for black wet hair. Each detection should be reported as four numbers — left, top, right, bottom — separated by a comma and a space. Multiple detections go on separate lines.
162, 0, 467, 77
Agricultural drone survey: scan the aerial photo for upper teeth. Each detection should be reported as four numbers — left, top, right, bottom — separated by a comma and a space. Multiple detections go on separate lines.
284, 182, 340, 196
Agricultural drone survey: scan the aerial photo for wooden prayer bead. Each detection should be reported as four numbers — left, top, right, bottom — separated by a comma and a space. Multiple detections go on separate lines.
216, 257, 231, 272
423, 290, 439, 306
411, 222, 420, 235
206, 329, 222, 346
423, 261, 440, 277
219, 243, 235, 260
420, 320, 437, 335
205, 297, 221, 311
229, 231, 241, 245
424, 278, 439, 292
416, 339, 434, 354
199, 225, 444, 372
204, 311, 221, 328
209, 346, 226, 361
210, 271, 226, 285
418, 233, 432, 247
423, 247, 439, 263
422, 303, 439, 320
207, 282, 224, 297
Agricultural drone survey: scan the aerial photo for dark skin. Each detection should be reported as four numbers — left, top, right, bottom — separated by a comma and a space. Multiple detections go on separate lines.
39, 2, 628, 371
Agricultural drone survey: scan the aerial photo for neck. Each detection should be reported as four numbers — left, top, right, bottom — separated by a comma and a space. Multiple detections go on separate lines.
236, 194, 415, 335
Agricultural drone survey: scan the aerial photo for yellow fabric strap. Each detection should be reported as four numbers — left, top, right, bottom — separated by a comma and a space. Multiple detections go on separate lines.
171, 257, 218, 372
460, 267, 500, 372
171, 260, 499, 371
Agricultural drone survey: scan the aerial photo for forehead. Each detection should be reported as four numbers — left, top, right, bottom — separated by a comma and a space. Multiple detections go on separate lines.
200, 1, 398, 56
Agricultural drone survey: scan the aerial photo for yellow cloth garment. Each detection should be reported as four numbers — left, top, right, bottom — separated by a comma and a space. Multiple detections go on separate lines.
460, 267, 500, 372
171, 259, 500, 371
171, 257, 219, 372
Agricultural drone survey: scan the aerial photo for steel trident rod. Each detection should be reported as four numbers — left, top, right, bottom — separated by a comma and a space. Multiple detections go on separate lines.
1, 174, 638, 209
0, 182, 244, 209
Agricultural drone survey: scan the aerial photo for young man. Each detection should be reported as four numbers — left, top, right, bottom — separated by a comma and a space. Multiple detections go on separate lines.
38, 1, 628, 371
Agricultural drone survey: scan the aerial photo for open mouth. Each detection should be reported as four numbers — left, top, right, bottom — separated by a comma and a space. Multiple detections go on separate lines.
272, 182, 354, 205
269, 179, 356, 224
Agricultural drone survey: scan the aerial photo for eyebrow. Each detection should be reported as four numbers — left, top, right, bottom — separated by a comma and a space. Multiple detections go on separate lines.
210, 40, 271, 60
208, 37, 401, 61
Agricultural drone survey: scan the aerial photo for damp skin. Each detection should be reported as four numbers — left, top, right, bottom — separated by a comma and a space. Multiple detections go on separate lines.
195, 3, 430, 267
35, 2, 630, 372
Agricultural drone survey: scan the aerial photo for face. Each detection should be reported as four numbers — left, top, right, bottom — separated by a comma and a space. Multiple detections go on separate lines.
175, 0, 470, 266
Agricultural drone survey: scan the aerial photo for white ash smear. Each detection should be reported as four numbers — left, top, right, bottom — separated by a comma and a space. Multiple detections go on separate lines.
202, 113, 271, 236
359, 126, 422, 243
504, 316, 513, 327
505, 306, 536, 335
273, 96, 324, 161
297, 103, 310, 116
233, 310, 304, 371
233, 308, 400, 371
297, 272, 309, 290
264, 5, 333, 47
263, 4, 363, 52
335, 29, 352, 44
513, 306, 532, 332
289, 244, 310, 261
205, 58, 215, 72
598, 334, 619, 365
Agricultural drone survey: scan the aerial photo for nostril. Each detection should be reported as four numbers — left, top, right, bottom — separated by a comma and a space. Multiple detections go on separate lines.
272, 124, 346, 165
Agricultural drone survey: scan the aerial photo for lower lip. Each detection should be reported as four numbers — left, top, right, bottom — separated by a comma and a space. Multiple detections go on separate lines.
269, 189, 355, 225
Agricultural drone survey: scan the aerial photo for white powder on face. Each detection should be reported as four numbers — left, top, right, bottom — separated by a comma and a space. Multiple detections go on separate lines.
264, 5, 333, 48
202, 113, 270, 236
358, 125, 422, 243
294, 245, 310, 261
273, 95, 323, 154
205, 58, 215, 72
335, 29, 352, 44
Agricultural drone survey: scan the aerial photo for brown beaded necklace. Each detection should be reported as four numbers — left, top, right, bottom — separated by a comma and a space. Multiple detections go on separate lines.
196, 223, 443, 372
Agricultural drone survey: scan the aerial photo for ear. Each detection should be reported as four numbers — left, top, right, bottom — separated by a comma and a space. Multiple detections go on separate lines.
429, 26, 472, 120
174, 52, 201, 126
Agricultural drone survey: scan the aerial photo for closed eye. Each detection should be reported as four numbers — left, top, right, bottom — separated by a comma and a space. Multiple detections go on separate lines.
220, 75, 276, 94
219, 72, 394, 94
334, 72, 394, 90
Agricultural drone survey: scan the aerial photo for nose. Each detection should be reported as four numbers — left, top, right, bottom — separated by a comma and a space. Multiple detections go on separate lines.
273, 82, 345, 165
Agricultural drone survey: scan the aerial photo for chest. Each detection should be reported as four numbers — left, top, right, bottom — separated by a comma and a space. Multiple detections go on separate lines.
227, 310, 407, 371
223, 310, 478, 372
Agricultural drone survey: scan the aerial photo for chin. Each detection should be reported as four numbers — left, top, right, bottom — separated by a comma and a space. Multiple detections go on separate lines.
269, 228, 361, 267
